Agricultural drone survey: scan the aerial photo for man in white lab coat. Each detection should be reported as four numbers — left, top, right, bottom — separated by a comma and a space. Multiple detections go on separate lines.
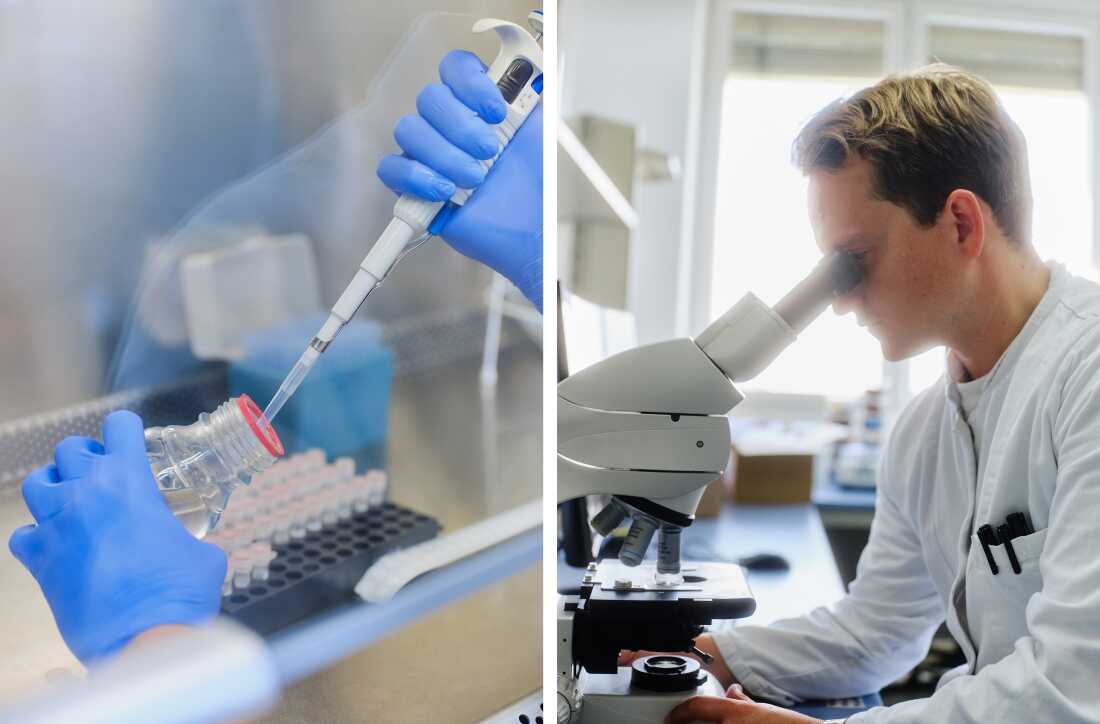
662, 64, 1100, 723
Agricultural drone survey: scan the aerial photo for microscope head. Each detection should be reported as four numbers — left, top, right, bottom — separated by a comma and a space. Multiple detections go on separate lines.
557, 337, 737, 573
557, 252, 864, 572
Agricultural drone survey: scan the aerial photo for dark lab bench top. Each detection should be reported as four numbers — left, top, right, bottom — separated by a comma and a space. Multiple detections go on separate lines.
688, 503, 882, 717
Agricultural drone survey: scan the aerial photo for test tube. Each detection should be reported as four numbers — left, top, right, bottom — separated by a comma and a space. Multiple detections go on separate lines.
272, 516, 291, 545
305, 500, 323, 533
366, 471, 387, 506
248, 542, 276, 582
331, 457, 355, 481
252, 513, 276, 542
289, 504, 308, 540
230, 550, 254, 591
320, 492, 339, 528
334, 485, 355, 521
350, 475, 371, 514
303, 448, 326, 470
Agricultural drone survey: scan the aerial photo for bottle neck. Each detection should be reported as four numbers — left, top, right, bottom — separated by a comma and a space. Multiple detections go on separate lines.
204, 398, 278, 484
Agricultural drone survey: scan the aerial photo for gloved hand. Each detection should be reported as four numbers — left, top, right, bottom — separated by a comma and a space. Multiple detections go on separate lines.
9, 410, 226, 665
377, 49, 543, 311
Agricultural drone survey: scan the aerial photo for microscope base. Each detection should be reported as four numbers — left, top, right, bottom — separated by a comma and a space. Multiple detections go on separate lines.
575, 667, 725, 723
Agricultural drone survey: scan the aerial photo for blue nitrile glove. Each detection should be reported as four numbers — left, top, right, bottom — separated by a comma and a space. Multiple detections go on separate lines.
9, 411, 226, 665
377, 49, 543, 311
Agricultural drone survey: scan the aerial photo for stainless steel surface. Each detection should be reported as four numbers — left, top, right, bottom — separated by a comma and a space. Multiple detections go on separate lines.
0, 338, 541, 720
0, 0, 530, 423
0, 307, 509, 490
0, 371, 228, 490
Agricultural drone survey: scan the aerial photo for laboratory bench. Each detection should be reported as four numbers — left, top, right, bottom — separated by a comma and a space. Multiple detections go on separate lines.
682, 503, 846, 626
0, 311, 542, 723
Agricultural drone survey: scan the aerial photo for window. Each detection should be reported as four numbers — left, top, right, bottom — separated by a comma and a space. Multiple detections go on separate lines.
909, 22, 1092, 392
710, 11, 888, 399
707, 5, 1096, 402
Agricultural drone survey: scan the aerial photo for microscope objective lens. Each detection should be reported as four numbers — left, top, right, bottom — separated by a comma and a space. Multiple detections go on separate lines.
591, 498, 629, 536
619, 514, 659, 567
657, 525, 682, 575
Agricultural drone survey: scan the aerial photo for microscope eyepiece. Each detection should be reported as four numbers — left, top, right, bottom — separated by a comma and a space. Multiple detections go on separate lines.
772, 249, 865, 334
830, 249, 864, 296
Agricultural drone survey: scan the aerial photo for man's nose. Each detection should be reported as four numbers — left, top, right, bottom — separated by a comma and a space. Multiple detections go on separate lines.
832, 291, 859, 316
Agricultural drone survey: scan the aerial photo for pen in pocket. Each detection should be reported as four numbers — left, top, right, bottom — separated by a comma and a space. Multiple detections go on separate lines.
978, 524, 999, 575
997, 523, 1022, 575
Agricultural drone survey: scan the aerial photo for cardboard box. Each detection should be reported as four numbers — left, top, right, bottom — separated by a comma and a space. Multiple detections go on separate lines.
694, 478, 728, 518
720, 420, 844, 505
728, 446, 814, 504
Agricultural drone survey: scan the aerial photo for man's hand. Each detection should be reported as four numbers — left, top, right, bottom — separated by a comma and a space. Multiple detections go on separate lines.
9, 411, 226, 665
377, 49, 543, 310
619, 634, 737, 688
666, 685, 823, 724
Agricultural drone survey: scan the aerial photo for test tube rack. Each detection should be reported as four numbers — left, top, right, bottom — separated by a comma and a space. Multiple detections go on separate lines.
208, 450, 440, 635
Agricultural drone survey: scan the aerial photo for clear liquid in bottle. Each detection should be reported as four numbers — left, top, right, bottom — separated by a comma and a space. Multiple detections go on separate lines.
145, 395, 284, 538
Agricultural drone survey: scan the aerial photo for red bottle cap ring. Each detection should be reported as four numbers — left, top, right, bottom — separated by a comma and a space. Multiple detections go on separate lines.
237, 394, 285, 458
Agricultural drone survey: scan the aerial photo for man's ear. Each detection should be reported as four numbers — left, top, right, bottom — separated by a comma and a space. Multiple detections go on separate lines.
945, 189, 985, 259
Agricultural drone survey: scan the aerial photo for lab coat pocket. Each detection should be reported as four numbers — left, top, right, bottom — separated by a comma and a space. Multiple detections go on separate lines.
965, 528, 1047, 666
1006, 527, 1048, 563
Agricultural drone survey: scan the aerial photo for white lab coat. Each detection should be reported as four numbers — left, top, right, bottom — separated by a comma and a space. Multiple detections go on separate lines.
711, 262, 1100, 722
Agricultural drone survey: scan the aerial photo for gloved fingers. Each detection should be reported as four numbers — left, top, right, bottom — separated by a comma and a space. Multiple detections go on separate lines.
54, 436, 105, 480
9, 524, 45, 573
101, 410, 147, 462
393, 115, 486, 189
416, 83, 499, 161
201, 540, 229, 582
377, 155, 455, 201
21, 464, 69, 523
439, 50, 506, 124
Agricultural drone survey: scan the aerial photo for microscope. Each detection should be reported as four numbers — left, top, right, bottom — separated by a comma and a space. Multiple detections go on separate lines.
557, 251, 863, 723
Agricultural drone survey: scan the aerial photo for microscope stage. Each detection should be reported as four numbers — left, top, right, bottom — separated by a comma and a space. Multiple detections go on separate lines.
564, 559, 756, 675
581, 559, 756, 621
585, 558, 756, 616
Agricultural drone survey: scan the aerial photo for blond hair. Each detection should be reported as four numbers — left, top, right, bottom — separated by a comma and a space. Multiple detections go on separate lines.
792, 63, 1032, 246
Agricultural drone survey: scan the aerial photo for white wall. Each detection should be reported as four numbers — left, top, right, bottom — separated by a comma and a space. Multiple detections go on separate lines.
560, 0, 706, 344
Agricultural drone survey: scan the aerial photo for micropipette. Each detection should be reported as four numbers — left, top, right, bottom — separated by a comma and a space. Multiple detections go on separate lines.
262, 16, 544, 423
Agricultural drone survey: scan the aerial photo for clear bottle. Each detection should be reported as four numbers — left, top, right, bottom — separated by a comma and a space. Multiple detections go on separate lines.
145, 394, 284, 538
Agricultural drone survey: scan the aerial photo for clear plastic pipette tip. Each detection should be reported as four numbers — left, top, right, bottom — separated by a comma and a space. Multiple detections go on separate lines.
261, 226, 420, 423
262, 343, 322, 423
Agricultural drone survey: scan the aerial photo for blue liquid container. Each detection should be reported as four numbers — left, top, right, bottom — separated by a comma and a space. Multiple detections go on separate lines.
230, 314, 393, 466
